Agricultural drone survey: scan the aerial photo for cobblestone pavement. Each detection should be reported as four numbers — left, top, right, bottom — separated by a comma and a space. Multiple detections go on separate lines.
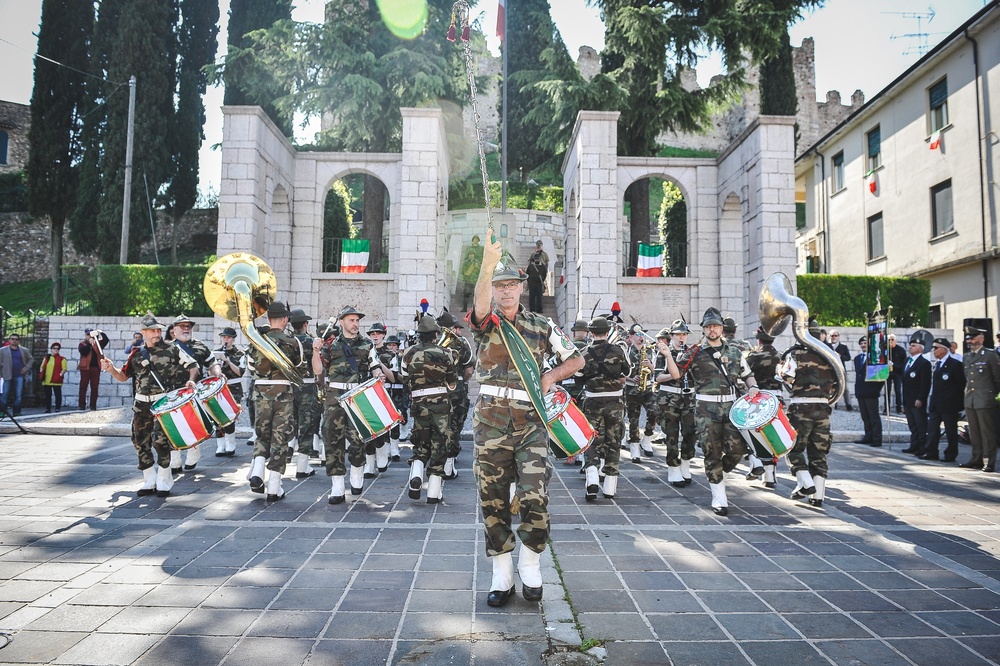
0, 406, 997, 665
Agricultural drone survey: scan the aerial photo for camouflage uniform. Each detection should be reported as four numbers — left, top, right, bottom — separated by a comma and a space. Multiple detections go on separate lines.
445, 333, 475, 459
169, 334, 220, 470
784, 345, 835, 479
471, 306, 581, 556
580, 340, 629, 476
656, 344, 696, 467
292, 330, 321, 454
677, 341, 752, 483
250, 328, 302, 474
746, 341, 784, 460
214, 342, 245, 436
366, 343, 399, 462
122, 341, 198, 470
317, 334, 377, 476
560, 338, 589, 402
624, 342, 656, 442
402, 340, 458, 477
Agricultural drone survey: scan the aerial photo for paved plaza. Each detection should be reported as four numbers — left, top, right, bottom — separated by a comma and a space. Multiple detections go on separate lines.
0, 407, 998, 665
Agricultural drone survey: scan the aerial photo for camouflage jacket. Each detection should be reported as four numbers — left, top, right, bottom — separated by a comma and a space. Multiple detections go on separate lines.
124, 341, 198, 395
677, 341, 752, 395
469, 305, 580, 390
624, 343, 648, 389
784, 344, 836, 399
172, 338, 219, 378
250, 329, 303, 382
294, 332, 316, 379
580, 340, 628, 393
213, 344, 245, 380
444, 334, 475, 380
401, 342, 458, 399
318, 334, 377, 385
727, 337, 753, 355
747, 344, 783, 392
654, 344, 692, 391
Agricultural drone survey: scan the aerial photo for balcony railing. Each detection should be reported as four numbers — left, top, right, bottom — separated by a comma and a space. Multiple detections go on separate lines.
621, 241, 688, 278
322, 237, 390, 274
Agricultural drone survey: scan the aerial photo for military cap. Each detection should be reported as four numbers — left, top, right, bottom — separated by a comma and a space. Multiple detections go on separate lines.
670, 319, 691, 334
289, 308, 312, 324
337, 305, 365, 320
220, 327, 238, 337
535, 239, 543, 245
385, 335, 401, 346
701, 307, 724, 327
491, 259, 527, 283
807, 318, 821, 336
140, 313, 167, 331
256, 324, 270, 335
588, 316, 612, 334
656, 327, 672, 339
266, 301, 291, 318
436, 311, 464, 329
722, 316, 737, 333
755, 326, 775, 344
368, 321, 388, 334
173, 313, 197, 327
908, 335, 925, 346
964, 325, 986, 338
931, 337, 950, 349
416, 315, 441, 334
628, 323, 646, 336
571, 318, 589, 332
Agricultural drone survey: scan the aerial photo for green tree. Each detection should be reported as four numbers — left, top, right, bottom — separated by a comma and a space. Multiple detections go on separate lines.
27, 0, 94, 307
759, 27, 799, 148
323, 180, 355, 240
657, 180, 687, 277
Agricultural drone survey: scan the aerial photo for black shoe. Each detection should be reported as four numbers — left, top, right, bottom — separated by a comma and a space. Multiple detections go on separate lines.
984, 467, 996, 473
249, 476, 264, 493
671, 481, 686, 488
487, 586, 515, 607
682, 477, 692, 486
869, 442, 882, 447
896, 407, 903, 414
941, 456, 957, 463
764, 481, 776, 489
522, 584, 543, 601
215, 451, 227, 458
918, 452, 940, 461
579, 466, 586, 475
328, 495, 345, 505
632, 457, 641, 463
845, 404, 853, 411
854, 438, 872, 444
55, 408, 60, 412
44, 408, 51, 414
746, 466, 764, 480
296, 469, 317, 479
350, 486, 363, 496
712, 506, 728, 516
137, 487, 156, 497
224, 450, 237, 457
444, 472, 458, 480
791, 486, 816, 500
266, 491, 285, 502
171, 467, 181, 477
585, 484, 599, 501
391, 455, 401, 462
642, 450, 653, 457
959, 461, 980, 469
184, 464, 197, 471
427, 496, 440, 505
156, 490, 170, 498
364, 471, 377, 479
808, 498, 824, 508
901, 447, 918, 454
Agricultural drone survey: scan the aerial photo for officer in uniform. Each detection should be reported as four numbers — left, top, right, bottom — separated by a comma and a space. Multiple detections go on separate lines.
677, 307, 760, 516
402, 315, 458, 503
437, 310, 475, 479
384, 334, 406, 461
960, 325, 1000, 472
213, 326, 245, 458
559, 318, 590, 465
470, 227, 584, 608
365, 321, 398, 477
312, 306, 382, 504
289, 309, 320, 477
246, 302, 302, 502
624, 323, 657, 461
655, 321, 697, 487
168, 314, 222, 474
101, 314, 198, 498
781, 320, 837, 507
745, 326, 783, 488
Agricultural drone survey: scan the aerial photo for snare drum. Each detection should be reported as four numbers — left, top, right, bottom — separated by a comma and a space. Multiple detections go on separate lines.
194, 376, 241, 427
729, 390, 797, 459
544, 385, 596, 459
151, 387, 213, 450
337, 378, 403, 441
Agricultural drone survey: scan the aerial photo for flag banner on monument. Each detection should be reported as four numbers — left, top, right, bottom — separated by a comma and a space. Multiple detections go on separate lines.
929, 130, 941, 150
636, 243, 664, 277
340, 239, 370, 273
496, 0, 505, 39
866, 169, 877, 194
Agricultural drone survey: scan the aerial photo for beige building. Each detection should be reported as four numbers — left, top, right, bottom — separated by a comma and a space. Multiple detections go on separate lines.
795, 3, 1000, 341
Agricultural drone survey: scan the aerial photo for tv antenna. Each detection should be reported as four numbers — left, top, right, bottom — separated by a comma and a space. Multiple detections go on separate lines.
884, 8, 937, 56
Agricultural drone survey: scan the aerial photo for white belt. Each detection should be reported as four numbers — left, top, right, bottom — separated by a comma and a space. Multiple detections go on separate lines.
327, 381, 360, 389
389, 384, 404, 390
584, 390, 624, 398
225, 378, 242, 385
788, 397, 828, 405
696, 393, 736, 403
134, 392, 166, 403
658, 385, 683, 394
301, 377, 316, 384
255, 379, 291, 386
479, 384, 531, 402
410, 386, 448, 398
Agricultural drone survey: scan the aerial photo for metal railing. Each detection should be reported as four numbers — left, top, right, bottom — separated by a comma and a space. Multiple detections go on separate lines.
322, 237, 391, 274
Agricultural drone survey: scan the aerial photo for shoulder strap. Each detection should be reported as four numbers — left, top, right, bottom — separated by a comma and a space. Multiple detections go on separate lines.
338, 338, 361, 374
139, 346, 166, 391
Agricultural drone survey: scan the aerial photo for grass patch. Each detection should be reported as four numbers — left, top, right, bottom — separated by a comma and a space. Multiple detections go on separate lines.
656, 145, 719, 159
579, 638, 605, 651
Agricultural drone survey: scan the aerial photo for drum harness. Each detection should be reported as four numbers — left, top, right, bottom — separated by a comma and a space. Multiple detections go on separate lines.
681, 343, 740, 404
325, 338, 370, 391
134, 347, 167, 403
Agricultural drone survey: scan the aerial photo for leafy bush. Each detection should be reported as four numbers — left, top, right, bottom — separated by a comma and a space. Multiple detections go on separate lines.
797, 274, 930, 327
448, 180, 563, 212
64, 264, 212, 317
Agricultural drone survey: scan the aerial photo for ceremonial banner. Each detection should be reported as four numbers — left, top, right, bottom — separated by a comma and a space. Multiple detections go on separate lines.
496, 0, 505, 39
636, 243, 664, 277
340, 239, 370, 274
866, 316, 890, 382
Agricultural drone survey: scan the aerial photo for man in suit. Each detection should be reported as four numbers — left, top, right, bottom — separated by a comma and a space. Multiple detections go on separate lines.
900, 336, 932, 455
853, 337, 884, 447
961, 326, 1000, 473
920, 338, 966, 462
887, 334, 906, 414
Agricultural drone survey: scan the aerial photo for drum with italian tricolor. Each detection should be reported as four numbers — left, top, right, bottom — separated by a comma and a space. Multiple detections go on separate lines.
195, 376, 241, 428
337, 378, 403, 441
728, 390, 797, 459
544, 385, 596, 458
151, 387, 213, 450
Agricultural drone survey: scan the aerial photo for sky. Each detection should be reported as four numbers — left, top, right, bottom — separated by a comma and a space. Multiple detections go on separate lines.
0, 0, 990, 196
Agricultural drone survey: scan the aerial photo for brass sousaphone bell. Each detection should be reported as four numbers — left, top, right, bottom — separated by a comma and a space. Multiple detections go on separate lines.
204, 253, 303, 386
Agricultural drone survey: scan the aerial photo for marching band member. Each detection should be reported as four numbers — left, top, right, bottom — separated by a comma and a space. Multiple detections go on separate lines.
655, 321, 697, 487
580, 317, 629, 500
289, 309, 320, 478
213, 326, 245, 457
561, 318, 590, 465
365, 322, 396, 477
746, 326, 783, 489
436, 310, 475, 479
384, 335, 406, 461
168, 314, 222, 474
624, 324, 657, 461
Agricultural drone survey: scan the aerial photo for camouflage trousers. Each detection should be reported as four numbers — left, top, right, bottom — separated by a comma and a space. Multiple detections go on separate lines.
252, 385, 295, 474
409, 396, 452, 477
389, 388, 407, 439
657, 393, 697, 466
786, 403, 832, 478
321, 390, 366, 476
447, 380, 470, 458
473, 400, 551, 556
625, 388, 656, 440
131, 402, 173, 470
294, 382, 321, 449
695, 401, 746, 484
582, 396, 625, 476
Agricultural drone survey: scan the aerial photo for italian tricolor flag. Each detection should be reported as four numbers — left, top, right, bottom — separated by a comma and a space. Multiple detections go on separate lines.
547, 406, 596, 457
866, 169, 877, 194
929, 130, 941, 150
636, 243, 664, 277
344, 381, 402, 440
340, 238, 370, 274
756, 409, 796, 458
496, 0, 505, 39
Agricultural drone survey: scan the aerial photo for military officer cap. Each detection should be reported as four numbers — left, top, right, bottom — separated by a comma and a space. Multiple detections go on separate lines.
368, 321, 388, 334
436, 311, 465, 329
173, 313, 197, 327
755, 326, 775, 344
140, 313, 167, 331
337, 305, 366, 320
656, 327, 672, 339
701, 307, 724, 327
588, 316, 612, 334
722, 316, 737, 333
266, 301, 291, 318
807, 318, 821, 336
491, 259, 527, 283
386, 335, 401, 346
416, 315, 441, 334
220, 327, 238, 337
909, 334, 925, 347
931, 337, 950, 349
670, 319, 691, 334
571, 319, 589, 332
289, 308, 312, 324
964, 325, 986, 338
628, 323, 646, 336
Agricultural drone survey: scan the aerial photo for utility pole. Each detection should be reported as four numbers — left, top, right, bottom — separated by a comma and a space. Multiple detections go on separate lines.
119, 75, 136, 265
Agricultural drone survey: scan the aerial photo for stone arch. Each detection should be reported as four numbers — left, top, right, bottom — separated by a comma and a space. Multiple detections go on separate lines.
318, 168, 392, 274
617, 170, 695, 278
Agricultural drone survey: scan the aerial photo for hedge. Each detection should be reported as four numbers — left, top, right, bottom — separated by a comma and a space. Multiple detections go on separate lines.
797, 274, 931, 327
64, 264, 213, 317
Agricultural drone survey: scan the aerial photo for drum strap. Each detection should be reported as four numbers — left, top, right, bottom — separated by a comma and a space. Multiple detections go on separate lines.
140, 347, 166, 392
338, 339, 363, 377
